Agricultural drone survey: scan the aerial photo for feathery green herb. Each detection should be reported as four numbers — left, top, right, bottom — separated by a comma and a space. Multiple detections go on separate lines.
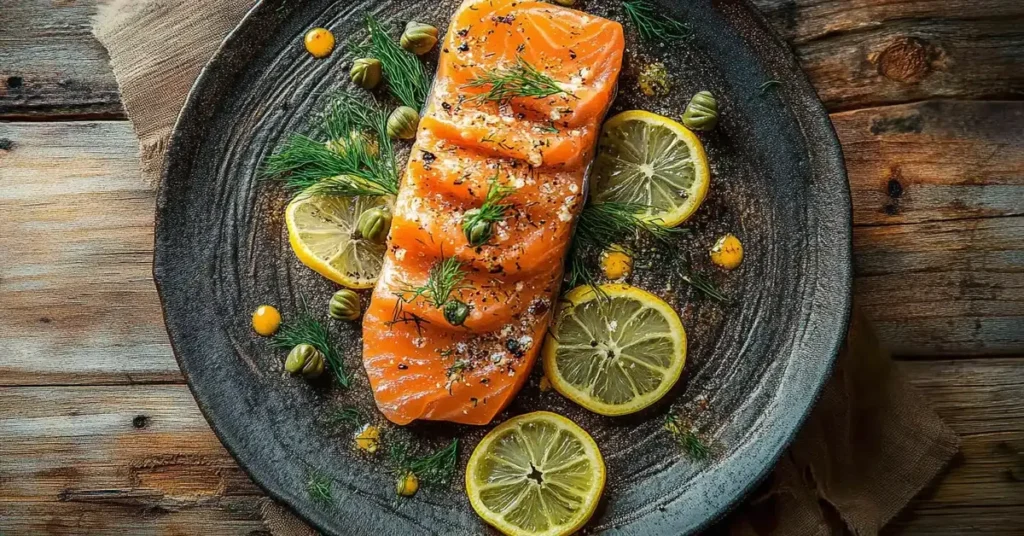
678, 260, 729, 303
462, 175, 515, 242
566, 201, 683, 288
272, 307, 349, 388
395, 256, 470, 310
758, 79, 782, 93
665, 413, 710, 461
388, 438, 459, 487
264, 92, 399, 197
327, 406, 368, 429
306, 470, 334, 505
465, 55, 568, 104
623, 0, 689, 43
359, 16, 430, 109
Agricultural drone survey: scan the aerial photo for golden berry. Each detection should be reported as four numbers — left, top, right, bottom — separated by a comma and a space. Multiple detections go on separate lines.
304, 27, 335, 59
354, 424, 380, 453
396, 471, 419, 497
710, 234, 743, 270
600, 246, 633, 280
251, 305, 281, 336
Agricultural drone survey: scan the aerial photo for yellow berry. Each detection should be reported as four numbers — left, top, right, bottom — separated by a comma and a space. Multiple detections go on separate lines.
304, 27, 335, 59
251, 305, 281, 336
710, 234, 743, 270
354, 424, 380, 453
600, 245, 633, 280
396, 472, 419, 497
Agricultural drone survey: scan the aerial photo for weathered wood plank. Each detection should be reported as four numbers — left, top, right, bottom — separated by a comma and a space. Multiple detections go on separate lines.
754, 0, 1024, 110
0, 122, 176, 385
833, 100, 1024, 226
0, 0, 124, 118
2, 0, 1023, 117
1, 359, 1020, 534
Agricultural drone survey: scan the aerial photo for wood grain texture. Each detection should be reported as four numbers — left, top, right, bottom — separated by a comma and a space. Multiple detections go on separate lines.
0, 0, 124, 118
753, 0, 1024, 110
0, 360, 1018, 535
0, 122, 176, 385
2, 0, 1023, 117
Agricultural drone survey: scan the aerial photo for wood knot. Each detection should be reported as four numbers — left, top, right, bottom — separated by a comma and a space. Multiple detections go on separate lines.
133, 415, 150, 429
6, 76, 23, 89
883, 167, 905, 216
876, 37, 932, 83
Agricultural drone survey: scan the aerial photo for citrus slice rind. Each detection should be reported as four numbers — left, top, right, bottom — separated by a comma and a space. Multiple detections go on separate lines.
285, 193, 389, 289
590, 110, 710, 227
542, 284, 687, 416
466, 411, 605, 536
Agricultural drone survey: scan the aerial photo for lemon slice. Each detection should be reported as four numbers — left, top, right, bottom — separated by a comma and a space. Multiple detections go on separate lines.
542, 283, 686, 416
590, 110, 710, 227
285, 193, 389, 289
466, 411, 605, 536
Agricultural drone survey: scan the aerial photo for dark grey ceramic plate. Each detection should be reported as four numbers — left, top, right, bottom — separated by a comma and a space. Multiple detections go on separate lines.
155, 0, 852, 534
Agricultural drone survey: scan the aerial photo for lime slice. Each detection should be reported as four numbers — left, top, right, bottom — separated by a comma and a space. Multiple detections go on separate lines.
285, 193, 389, 289
590, 110, 710, 227
542, 283, 687, 415
466, 411, 605, 536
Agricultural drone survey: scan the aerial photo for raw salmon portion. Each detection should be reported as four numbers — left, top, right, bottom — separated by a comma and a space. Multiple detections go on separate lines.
362, 0, 624, 425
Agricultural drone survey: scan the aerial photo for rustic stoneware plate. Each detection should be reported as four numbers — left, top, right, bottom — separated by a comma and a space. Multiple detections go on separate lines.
154, 0, 852, 534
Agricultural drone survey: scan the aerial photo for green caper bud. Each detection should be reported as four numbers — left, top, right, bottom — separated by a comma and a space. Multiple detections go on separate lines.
682, 91, 719, 131
329, 289, 362, 321
350, 58, 382, 90
400, 21, 438, 55
443, 300, 471, 326
463, 211, 493, 247
387, 106, 420, 140
285, 343, 325, 378
356, 207, 392, 244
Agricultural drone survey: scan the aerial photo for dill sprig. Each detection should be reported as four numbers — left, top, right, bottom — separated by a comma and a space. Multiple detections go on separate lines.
395, 256, 470, 310
264, 92, 399, 198
462, 175, 515, 240
566, 201, 683, 288
327, 406, 368, 429
359, 16, 430, 109
679, 260, 729, 303
758, 79, 782, 93
306, 470, 334, 505
271, 308, 349, 388
665, 413, 710, 461
623, 0, 689, 43
389, 438, 459, 487
465, 55, 568, 104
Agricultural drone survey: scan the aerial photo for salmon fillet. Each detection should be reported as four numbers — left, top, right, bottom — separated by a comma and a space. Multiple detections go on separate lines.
362, 0, 624, 425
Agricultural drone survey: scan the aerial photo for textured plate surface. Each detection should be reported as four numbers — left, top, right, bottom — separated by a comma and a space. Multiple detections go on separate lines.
155, 0, 852, 534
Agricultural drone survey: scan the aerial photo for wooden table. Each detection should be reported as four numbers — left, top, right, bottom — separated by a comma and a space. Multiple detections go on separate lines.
1, 1, 1022, 534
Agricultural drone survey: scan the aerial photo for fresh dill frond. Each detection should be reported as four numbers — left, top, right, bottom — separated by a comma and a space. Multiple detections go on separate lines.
678, 259, 729, 303
306, 470, 334, 505
327, 406, 368, 429
758, 79, 782, 93
389, 438, 459, 487
396, 256, 470, 309
462, 175, 515, 240
623, 0, 689, 43
665, 413, 710, 461
465, 55, 568, 104
271, 308, 349, 388
264, 92, 400, 197
361, 16, 430, 109
566, 201, 684, 288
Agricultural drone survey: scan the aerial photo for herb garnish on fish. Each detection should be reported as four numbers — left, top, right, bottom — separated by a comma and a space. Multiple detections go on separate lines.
465, 55, 569, 104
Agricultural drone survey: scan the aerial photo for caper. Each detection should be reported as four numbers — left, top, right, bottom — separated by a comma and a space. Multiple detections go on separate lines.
387, 106, 420, 140
400, 21, 438, 55
285, 343, 325, 379
350, 58, 382, 90
396, 471, 419, 497
329, 289, 362, 321
682, 91, 719, 131
356, 207, 392, 244
463, 210, 493, 247
443, 300, 471, 326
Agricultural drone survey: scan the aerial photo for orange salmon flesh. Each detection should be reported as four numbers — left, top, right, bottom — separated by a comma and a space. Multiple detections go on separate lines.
362, 0, 624, 425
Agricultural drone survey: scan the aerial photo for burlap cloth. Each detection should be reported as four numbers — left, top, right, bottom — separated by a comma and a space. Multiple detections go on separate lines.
93, 2, 960, 534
